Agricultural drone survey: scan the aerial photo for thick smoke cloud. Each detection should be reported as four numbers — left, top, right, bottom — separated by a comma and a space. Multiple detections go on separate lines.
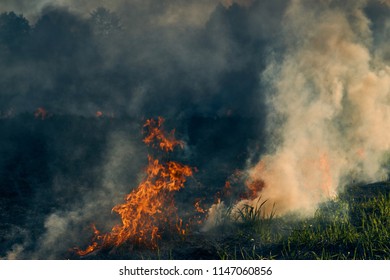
0, 0, 272, 118
228, 0, 390, 217
0, 0, 272, 259
0, 0, 389, 259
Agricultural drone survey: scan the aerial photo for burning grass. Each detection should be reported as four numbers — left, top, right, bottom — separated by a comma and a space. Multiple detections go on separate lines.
72, 182, 390, 260
75, 117, 193, 255
72, 117, 389, 260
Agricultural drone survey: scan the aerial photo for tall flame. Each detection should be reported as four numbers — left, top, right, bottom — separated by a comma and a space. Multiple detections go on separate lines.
76, 117, 192, 255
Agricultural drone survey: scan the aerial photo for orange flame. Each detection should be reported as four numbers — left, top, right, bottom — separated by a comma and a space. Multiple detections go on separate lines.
143, 117, 184, 152
194, 199, 206, 214
176, 219, 188, 236
34, 107, 48, 120
246, 179, 265, 199
221, 169, 265, 200
109, 156, 192, 247
222, 181, 232, 197
76, 225, 101, 256
76, 117, 192, 255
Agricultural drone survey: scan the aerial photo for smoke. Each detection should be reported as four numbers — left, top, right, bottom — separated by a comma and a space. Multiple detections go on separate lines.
0, 0, 239, 26
0, 0, 270, 118
229, 0, 390, 217
0, 1, 126, 20
0, 0, 389, 258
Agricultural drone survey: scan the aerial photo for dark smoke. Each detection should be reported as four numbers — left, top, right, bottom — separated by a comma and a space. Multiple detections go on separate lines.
0, 0, 389, 259
0, 1, 274, 117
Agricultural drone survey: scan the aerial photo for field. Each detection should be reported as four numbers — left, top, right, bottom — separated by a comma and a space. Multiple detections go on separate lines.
72, 183, 390, 260
1, 116, 389, 260
213, 183, 390, 260
1, 0, 390, 262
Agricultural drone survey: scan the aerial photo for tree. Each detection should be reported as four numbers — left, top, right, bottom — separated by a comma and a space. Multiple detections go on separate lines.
0, 12, 30, 53
32, 7, 92, 58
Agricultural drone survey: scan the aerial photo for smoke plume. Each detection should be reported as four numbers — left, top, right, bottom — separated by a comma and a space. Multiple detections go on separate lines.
231, 0, 390, 217
0, 0, 389, 259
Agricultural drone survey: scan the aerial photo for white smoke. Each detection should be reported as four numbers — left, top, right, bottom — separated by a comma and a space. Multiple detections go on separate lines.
229, 0, 390, 217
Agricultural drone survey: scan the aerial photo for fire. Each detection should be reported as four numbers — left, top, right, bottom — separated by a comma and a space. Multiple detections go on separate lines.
194, 199, 206, 214
76, 117, 193, 255
246, 179, 265, 199
223, 169, 264, 201
224, 181, 231, 194
176, 219, 188, 236
95, 111, 115, 118
143, 117, 184, 152
110, 155, 192, 247
34, 107, 48, 120
76, 225, 101, 256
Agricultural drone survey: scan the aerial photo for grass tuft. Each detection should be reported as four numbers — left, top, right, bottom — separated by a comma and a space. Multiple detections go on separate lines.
214, 185, 390, 260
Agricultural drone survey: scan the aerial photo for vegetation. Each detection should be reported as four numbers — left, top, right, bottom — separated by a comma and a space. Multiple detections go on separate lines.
71, 182, 390, 260
213, 184, 390, 260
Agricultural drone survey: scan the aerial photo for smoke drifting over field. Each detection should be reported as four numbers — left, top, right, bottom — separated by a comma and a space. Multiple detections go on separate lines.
0, 0, 389, 259
231, 0, 390, 216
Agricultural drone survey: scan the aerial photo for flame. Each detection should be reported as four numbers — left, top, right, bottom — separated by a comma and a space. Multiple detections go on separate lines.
76, 117, 192, 255
224, 181, 231, 192
34, 107, 48, 120
143, 117, 184, 152
176, 219, 188, 236
194, 199, 206, 214
246, 179, 265, 199
76, 225, 101, 256
96, 111, 115, 118
223, 169, 265, 200
109, 155, 192, 247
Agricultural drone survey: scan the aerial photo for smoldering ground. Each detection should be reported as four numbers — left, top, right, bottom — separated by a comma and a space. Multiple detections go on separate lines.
0, 0, 389, 259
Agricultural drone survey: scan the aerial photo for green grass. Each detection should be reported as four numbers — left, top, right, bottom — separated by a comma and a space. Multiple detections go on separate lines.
75, 183, 390, 260
214, 185, 390, 260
